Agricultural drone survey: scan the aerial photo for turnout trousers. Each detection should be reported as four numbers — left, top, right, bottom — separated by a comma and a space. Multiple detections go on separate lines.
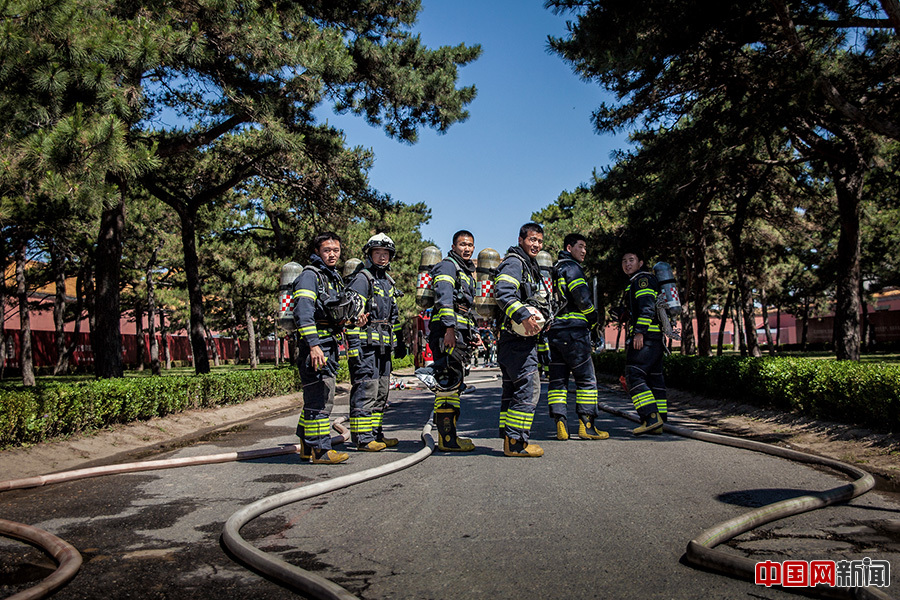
625, 335, 668, 421
428, 326, 470, 415
498, 331, 540, 443
349, 347, 392, 445
296, 337, 339, 451
546, 327, 599, 421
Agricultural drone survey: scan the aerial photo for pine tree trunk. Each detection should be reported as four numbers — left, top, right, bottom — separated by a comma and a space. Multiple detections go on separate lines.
93, 197, 125, 378
147, 265, 160, 375
51, 242, 69, 375
760, 288, 775, 355
717, 288, 732, 356
178, 208, 211, 374
801, 296, 810, 350
859, 279, 869, 351
246, 305, 258, 369
830, 151, 864, 361
135, 300, 145, 371
776, 306, 782, 348
692, 241, 712, 357
16, 241, 35, 386
0, 276, 6, 380
206, 326, 220, 367
733, 299, 746, 357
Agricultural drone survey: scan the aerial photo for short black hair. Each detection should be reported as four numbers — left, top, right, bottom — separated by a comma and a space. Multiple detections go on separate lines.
312, 232, 342, 253
452, 230, 474, 245
563, 233, 586, 250
621, 247, 645, 264
518, 222, 543, 239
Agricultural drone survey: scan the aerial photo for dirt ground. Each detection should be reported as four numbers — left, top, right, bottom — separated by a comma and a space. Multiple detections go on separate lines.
1, 376, 899, 495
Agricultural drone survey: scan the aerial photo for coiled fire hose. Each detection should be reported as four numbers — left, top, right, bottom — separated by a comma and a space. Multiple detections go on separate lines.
220, 421, 435, 600
0, 419, 352, 600
598, 400, 893, 600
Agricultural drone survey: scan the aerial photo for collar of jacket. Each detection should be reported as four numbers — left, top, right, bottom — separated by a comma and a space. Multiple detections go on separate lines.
629, 269, 651, 283
447, 250, 475, 274
557, 250, 579, 263
506, 245, 541, 281
309, 252, 342, 283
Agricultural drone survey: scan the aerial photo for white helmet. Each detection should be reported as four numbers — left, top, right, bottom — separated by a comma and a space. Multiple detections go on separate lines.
510, 306, 546, 337
363, 233, 396, 259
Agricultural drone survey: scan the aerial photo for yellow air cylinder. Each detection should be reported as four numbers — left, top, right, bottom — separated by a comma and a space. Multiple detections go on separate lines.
342, 258, 362, 279
415, 246, 443, 308
474, 247, 501, 319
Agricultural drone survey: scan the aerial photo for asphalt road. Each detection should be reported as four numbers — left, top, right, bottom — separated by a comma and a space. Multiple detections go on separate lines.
2, 367, 899, 599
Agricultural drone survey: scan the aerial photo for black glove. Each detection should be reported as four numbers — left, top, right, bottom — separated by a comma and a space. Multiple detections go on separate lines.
394, 340, 408, 360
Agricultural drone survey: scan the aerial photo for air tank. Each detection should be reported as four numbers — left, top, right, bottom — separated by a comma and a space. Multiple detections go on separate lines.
474, 247, 501, 319
342, 258, 362, 279
416, 246, 443, 308
536, 250, 554, 299
652, 261, 682, 316
276, 261, 304, 331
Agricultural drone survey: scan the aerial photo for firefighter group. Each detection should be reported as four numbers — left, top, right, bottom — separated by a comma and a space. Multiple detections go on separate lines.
280, 224, 674, 464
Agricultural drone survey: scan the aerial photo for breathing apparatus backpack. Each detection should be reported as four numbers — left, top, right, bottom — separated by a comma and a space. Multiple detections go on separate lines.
275, 261, 364, 332
651, 261, 683, 341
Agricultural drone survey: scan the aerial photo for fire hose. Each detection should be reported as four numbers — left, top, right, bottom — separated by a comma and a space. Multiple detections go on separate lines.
0, 418, 352, 600
1, 396, 893, 600
598, 400, 893, 600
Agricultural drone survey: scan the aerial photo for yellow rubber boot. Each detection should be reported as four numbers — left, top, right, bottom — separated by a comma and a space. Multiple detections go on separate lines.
358, 440, 387, 452
504, 436, 544, 457
555, 418, 569, 441
435, 408, 476, 452
375, 431, 399, 447
633, 412, 664, 436
578, 417, 610, 440
311, 449, 350, 464
299, 439, 312, 460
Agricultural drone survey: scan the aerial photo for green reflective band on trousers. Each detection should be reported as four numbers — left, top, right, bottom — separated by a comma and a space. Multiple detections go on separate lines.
504, 409, 535, 430
547, 389, 567, 405
576, 389, 597, 405
632, 389, 657, 410
299, 416, 331, 436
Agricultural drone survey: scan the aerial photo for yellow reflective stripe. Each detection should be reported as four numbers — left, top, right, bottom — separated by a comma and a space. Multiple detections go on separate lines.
505, 300, 525, 319
568, 278, 587, 290
582, 305, 596, 316
372, 413, 384, 427
304, 418, 331, 436
392, 324, 402, 332
347, 349, 359, 358
547, 390, 567, 405
299, 325, 317, 336
632, 390, 656, 410
635, 288, 657, 298
557, 313, 588, 321
434, 394, 460, 410
496, 274, 521, 288
293, 289, 316, 300
505, 409, 535, 429
636, 317, 653, 325
499, 411, 507, 428
434, 274, 456, 285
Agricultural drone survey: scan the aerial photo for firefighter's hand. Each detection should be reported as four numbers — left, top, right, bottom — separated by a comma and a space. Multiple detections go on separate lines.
522, 314, 542, 336
356, 313, 369, 328
309, 345, 327, 370
631, 332, 644, 350
443, 326, 456, 349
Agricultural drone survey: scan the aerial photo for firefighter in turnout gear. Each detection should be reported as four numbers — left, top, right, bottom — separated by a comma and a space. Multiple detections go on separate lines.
547, 234, 609, 441
428, 230, 478, 452
345, 233, 405, 452
293, 232, 365, 464
619, 249, 667, 435
495, 223, 549, 457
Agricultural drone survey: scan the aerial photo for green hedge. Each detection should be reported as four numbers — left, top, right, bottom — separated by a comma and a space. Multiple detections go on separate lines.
593, 351, 900, 432
0, 367, 301, 447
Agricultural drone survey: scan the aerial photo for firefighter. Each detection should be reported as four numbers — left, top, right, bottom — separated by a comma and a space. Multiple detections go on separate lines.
547, 233, 609, 441
293, 232, 364, 464
618, 249, 667, 435
345, 233, 405, 451
424, 230, 478, 452
495, 223, 549, 457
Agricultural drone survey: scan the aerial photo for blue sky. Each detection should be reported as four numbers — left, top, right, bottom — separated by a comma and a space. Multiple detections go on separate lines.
320, 0, 630, 257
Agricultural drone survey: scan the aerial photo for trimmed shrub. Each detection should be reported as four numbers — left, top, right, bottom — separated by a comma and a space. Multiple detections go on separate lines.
594, 351, 900, 432
0, 367, 301, 447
